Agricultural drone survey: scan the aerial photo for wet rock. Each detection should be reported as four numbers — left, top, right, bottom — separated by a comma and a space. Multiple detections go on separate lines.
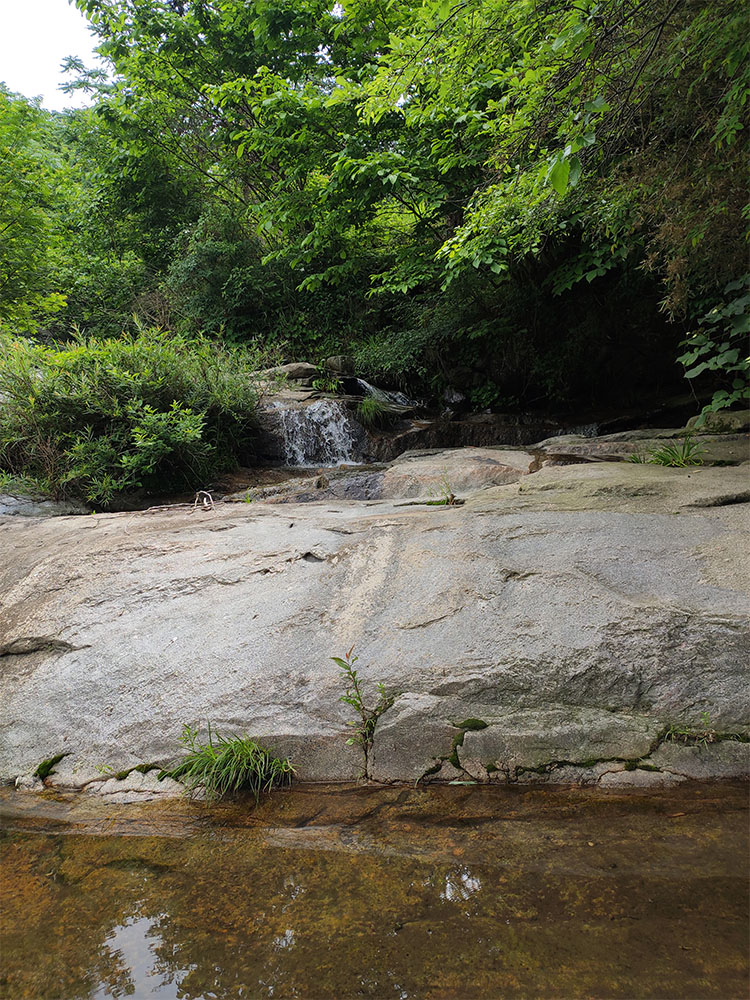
458, 708, 661, 781
368, 413, 567, 462
14, 774, 43, 791
87, 770, 184, 803
45, 757, 115, 789
251, 731, 362, 782
368, 694, 459, 783
597, 768, 685, 788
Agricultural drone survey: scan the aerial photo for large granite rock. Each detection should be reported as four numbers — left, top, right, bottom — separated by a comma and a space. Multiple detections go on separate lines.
380, 447, 535, 499
1, 462, 748, 789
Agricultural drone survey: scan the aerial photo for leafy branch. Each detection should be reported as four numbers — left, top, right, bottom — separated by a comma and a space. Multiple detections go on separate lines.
332, 647, 395, 760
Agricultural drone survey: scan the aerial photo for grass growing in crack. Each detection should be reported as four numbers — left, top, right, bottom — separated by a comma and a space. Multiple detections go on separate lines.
334, 647, 395, 755
428, 469, 461, 506
114, 763, 160, 781
664, 711, 721, 747
161, 723, 294, 801
629, 435, 704, 467
356, 396, 392, 428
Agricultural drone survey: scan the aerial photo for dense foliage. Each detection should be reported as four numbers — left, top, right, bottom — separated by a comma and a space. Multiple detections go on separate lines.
0, 0, 747, 417
0, 329, 262, 505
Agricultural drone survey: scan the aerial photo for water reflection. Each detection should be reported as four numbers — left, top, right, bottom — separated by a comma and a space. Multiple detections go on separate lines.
94, 914, 192, 999
440, 866, 482, 902
1, 782, 748, 999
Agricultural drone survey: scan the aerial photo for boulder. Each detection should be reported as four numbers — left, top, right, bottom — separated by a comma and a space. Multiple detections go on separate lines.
324, 356, 356, 375
0, 494, 88, 517
686, 409, 750, 434
380, 447, 535, 499
262, 362, 320, 381
0, 463, 748, 786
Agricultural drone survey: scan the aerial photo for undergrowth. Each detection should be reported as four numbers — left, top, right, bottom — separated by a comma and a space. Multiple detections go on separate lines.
0, 327, 265, 506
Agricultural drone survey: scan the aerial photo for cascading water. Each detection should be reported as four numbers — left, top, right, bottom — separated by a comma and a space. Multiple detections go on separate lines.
271, 399, 366, 467
355, 378, 418, 409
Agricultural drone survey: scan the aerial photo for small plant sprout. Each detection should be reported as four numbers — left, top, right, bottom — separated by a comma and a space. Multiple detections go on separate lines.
427, 468, 460, 505
333, 647, 395, 757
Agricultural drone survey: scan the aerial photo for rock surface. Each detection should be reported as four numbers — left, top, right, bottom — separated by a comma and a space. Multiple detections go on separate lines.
262, 362, 320, 380
532, 429, 750, 466
1, 462, 748, 789
380, 447, 535, 499
0, 494, 88, 518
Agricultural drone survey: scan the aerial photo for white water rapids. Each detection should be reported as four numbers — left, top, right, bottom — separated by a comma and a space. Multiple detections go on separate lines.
271, 399, 365, 467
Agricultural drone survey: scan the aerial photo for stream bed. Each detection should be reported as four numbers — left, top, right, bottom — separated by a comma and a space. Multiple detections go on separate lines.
1, 782, 748, 999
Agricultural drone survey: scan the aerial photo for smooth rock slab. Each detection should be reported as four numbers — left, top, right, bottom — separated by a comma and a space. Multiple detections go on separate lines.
368, 693, 459, 783
88, 770, 185, 803
646, 740, 750, 780
1, 464, 748, 785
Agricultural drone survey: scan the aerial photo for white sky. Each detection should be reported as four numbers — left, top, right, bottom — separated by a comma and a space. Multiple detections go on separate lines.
0, 0, 101, 110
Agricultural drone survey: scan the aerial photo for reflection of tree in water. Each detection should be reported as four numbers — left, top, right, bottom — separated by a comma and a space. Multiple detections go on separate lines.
3, 830, 492, 999
4, 790, 746, 1000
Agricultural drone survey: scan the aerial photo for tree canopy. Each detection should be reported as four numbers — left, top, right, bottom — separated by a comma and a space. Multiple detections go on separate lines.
1, 0, 747, 412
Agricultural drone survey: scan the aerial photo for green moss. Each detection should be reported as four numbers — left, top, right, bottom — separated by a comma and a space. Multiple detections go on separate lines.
34, 753, 68, 781
455, 719, 488, 731
114, 762, 160, 780
418, 762, 443, 783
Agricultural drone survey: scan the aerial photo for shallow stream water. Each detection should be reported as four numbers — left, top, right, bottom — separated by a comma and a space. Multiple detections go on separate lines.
1, 782, 748, 999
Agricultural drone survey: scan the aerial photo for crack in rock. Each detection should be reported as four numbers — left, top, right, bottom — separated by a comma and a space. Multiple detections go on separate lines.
0, 637, 83, 657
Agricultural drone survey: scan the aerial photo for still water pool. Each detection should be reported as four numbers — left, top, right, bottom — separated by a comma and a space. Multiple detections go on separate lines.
1, 782, 748, 999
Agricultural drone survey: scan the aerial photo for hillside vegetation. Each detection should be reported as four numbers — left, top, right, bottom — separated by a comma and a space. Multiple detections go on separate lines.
1, 0, 747, 417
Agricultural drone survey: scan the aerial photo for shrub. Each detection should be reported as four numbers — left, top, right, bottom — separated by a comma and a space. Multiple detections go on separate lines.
162, 724, 294, 802
0, 328, 264, 506
677, 275, 750, 423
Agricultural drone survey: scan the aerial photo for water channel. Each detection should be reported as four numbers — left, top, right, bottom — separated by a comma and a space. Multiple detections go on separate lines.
1, 782, 747, 999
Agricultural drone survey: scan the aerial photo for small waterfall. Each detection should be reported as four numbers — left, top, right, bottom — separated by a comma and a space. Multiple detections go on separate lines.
355, 379, 418, 409
272, 399, 365, 467
560, 422, 600, 438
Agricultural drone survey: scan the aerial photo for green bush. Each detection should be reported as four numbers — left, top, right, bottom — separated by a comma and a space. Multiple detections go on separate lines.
162, 724, 294, 802
0, 328, 264, 506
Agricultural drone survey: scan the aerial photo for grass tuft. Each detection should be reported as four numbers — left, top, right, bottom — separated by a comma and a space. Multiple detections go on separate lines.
629, 435, 704, 467
160, 724, 294, 801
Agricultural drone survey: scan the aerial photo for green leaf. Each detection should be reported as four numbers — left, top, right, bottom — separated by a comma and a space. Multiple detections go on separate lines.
547, 158, 570, 196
